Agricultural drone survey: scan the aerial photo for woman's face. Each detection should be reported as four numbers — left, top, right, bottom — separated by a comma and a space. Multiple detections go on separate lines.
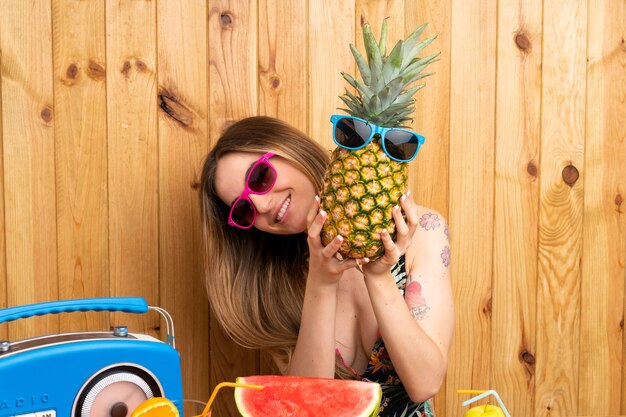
214, 152, 317, 234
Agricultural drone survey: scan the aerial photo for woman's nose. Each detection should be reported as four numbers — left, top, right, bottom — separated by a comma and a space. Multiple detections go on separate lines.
249, 193, 272, 215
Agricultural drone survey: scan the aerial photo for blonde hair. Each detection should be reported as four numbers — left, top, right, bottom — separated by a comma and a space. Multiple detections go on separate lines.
200, 116, 353, 377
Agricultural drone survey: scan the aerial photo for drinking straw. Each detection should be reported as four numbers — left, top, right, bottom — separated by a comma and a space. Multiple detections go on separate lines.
194, 382, 264, 417
457, 389, 511, 417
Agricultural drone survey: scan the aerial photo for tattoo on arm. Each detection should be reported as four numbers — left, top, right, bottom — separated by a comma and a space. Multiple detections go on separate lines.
405, 279, 430, 320
419, 212, 441, 230
441, 246, 450, 268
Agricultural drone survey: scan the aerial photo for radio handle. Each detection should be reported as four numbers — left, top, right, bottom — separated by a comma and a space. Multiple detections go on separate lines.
0, 297, 149, 324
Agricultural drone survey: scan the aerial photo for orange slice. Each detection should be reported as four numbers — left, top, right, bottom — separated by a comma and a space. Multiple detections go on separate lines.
131, 397, 179, 417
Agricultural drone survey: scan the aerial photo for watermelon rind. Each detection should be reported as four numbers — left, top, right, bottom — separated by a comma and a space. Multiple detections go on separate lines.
234, 375, 382, 417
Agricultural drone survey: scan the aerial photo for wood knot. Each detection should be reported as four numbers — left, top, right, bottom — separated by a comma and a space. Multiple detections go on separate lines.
158, 90, 195, 128
620, 319, 624, 329
527, 161, 538, 178
135, 60, 148, 72
482, 297, 492, 316
514, 31, 531, 52
66, 63, 79, 80
520, 350, 536, 365
87, 59, 105, 81
616, 193, 623, 211
121, 60, 132, 77
220, 11, 233, 27
270, 75, 281, 89
40, 106, 53, 123
562, 164, 579, 187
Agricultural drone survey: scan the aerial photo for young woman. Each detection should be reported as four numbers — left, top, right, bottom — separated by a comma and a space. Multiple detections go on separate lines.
199, 116, 454, 416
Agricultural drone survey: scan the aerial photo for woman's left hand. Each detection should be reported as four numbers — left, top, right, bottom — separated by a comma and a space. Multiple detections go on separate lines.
361, 191, 419, 277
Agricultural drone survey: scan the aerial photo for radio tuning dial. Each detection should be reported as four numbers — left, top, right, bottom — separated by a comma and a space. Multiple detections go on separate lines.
0, 340, 9, 352
113, 326, 128, 337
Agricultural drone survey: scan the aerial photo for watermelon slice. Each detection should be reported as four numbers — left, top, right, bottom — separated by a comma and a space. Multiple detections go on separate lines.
234, 375, 382, 417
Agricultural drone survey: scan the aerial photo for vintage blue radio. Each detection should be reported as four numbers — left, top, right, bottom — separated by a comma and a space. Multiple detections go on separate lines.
0, 297, 184, 417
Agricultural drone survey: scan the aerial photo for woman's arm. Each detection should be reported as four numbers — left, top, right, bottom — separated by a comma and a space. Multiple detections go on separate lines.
362, 196, 454, 402
284, 196, 365, 378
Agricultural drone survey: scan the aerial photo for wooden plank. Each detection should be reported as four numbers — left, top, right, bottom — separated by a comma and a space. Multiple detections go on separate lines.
208, 0, 258, 137
0, 0, 59, 341
447, 0, 497, 415
257, 0, 308, 375
0, 20, 6, 340
258, 0, 308, 133
492, 1, 543, 417
580, 0, 626, 414
105, 0, 159, 335
406, 1, 450, 219
156, 0, 210, 413
534, 1, 588, 416
208, 1, 259, 415
52, 0, 108, 333
309, 0, 354, 149
405, 3, 451, 414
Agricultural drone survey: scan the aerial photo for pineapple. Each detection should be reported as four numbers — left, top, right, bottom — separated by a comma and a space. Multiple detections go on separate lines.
320, 20, 438, 259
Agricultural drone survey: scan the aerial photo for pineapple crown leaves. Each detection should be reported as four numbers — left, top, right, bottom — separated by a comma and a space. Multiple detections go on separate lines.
340, 18, 440, 128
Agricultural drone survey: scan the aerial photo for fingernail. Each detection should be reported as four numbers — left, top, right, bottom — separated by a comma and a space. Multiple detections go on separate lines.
336, 235, 343, 242
401, 194, 406, 201
394, 205, 400, 211
315, 195, 320, 203
319, 209, 326, 217
407, 190, 411, 197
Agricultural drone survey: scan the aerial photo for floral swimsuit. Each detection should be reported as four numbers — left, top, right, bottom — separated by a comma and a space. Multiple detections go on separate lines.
339, 256, 435, 417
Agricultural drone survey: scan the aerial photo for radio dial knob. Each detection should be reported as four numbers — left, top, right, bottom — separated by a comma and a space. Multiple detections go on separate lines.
113, 326, 129, 337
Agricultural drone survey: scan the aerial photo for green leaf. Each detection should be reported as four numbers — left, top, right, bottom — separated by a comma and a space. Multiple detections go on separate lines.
381, 40, 403, 83
401, 23, 428, 54
377, 86, 392, 109
384, 76, 405, 100
339, 96, 363, 115
368, 94, 383, 116
400, 73, 433, 90
343, 89, 363, 105
396, 84, 425, 101
402, 35, 437, 70
362, 23, 383, 81
405, 22, 428, 45
349, 44, 371, 85
355, 79, 374, 101
378, 18, 389, 56
341, 72, 358, 90
383, 100, 415, 115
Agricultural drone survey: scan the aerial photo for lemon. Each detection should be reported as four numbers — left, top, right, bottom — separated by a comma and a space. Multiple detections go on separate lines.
464, 404, 506, 417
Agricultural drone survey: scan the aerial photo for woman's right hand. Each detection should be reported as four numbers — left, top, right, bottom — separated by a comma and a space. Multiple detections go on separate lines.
306, 196, 365, 286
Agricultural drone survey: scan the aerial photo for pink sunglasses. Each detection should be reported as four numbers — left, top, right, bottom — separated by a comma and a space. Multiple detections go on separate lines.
227, 152, 277, 229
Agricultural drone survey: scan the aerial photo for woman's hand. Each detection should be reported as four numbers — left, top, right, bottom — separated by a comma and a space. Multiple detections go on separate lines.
362, 191, 419, 277
306, 196, 365, 285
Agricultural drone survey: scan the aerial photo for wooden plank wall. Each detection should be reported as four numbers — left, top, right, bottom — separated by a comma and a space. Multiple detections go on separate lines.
0, 1, 624, 417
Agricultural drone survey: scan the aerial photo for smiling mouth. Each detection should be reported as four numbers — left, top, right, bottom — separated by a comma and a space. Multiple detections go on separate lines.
276, 196, 291, 222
